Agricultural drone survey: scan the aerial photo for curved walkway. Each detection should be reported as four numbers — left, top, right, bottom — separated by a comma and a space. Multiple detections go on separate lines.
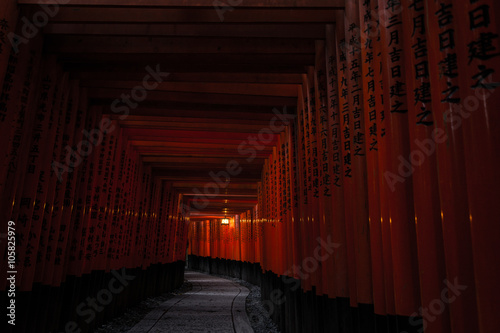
127, 271, 254, 333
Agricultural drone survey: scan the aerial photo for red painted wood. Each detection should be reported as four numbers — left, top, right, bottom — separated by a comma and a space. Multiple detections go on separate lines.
358, 0, 386, 315
325, 23, 349, 299
377, 0, 420, 316
452, 1, 500, 331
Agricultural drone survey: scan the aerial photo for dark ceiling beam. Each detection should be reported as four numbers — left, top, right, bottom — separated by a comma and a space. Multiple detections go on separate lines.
45, 36, 315, 54
89, 89, 297, 107
44, 23, 327, 39
22, 0, 344, 7
65, 63, 307, 74
34, 7, 338, 23
57, 54, 315, 66
82, 81, 299, 97
115, 115, 284, 126
75, 72, 303, 84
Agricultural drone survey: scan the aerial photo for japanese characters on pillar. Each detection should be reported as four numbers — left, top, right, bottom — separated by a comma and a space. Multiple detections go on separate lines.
345, 0, 373, 306
377, 0, 420, 316
336, 10, 358, 307
0, 0, 19, 93
314, 40, 335, 297
452, 1, 500, 332
325, 24, 348, 299
401, 0, 451, 332
359, 0, 386, 315
37, 76, 71, 285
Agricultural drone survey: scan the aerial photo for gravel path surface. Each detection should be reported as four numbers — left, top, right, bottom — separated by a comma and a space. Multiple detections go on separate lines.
93, 270, 280, 333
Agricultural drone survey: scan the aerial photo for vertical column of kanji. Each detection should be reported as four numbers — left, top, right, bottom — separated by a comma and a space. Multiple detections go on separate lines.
139, 166, 151, 268
345, 0, 373, 307
0, 33, 42, 223
270, 146, 277, 273
157, 181, 168, 264
283, 129, 291, 275
255, 185, 262, 266
295, 89, 309, 287
287, 120, 300, 277
0, 35, 42, 267
20, 61, 65, 291
150, 173, 160, 265
0, 0, 18, 92
282, 129, 293, 274
266, 158, 272, 272
99, 117, 120, 272
452, 1, 500, 331
377, 0, 421, 317
34, 69, 69, 284
401, 0, 451, 331
129, 153, 142, 267
368, 0, 395, 317
53, 86, 87, 285
147, 174, 159, 267
0, 36, 42, 291
162, 182, 173, 264
282, 131, 289, 275
121, 149, 134, 267
167, 189, 179, 263
12, 56, 53, 289
81, 107, 110, 274
157, 180, 166, 264
425, 1, 479, 331
304, 69, 323, 292
258, 164, 266, 271
276, 138, 285, 275
156, 180, 166, 263
66, 104, 99, 277
45, 80, 79, 286
107, 128, 124, 271
260, 158, 271, 271
335, 13, 358, 306
80, 106, 105, 275
325, 24, 348, 299
240, 212, 246, 262
278, 133, 287, 275
151, 178, 162, 266
136, 163, 149, 268
358, 0, 386, 317
166, 184, 176, 263
314, 40, 335, 297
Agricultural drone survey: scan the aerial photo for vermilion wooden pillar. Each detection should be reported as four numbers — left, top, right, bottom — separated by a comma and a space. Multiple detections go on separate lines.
452, 1, 500, 332
377, 0, 421, 317
344, 0, 373, 307
335, 12, 358, 307
314, 40, 336, 298
325, 24, 348, 299
358, 0, 386, 317
401, 0, 451, 332
0, 0, 19, 94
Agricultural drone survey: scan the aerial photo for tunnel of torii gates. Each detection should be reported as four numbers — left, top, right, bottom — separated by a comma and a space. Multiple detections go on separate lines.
0, 0, 499, 332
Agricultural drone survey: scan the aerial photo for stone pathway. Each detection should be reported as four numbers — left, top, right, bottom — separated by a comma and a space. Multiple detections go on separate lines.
127, 271, 254, 333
